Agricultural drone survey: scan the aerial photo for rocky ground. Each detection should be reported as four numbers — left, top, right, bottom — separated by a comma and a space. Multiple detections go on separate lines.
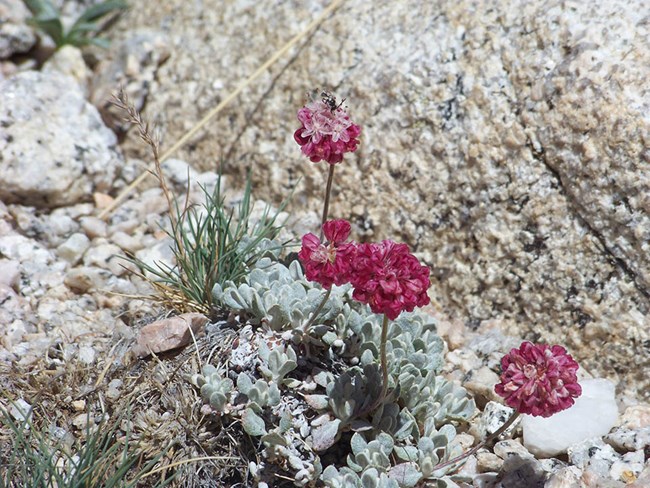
1, 0, 649, 487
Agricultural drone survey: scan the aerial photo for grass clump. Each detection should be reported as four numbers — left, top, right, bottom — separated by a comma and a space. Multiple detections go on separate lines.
136, 170, 290, 317
24, 0, 127, 49
0, 402, 175, 488
113, 90, 291, 317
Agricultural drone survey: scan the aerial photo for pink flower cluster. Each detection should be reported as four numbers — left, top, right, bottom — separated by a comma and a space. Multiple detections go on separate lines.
298, 220, 431, 320
350, 241, 431, 320
294, 99, 361, 165
298, 220, 356, 289
494, 342, 582, 418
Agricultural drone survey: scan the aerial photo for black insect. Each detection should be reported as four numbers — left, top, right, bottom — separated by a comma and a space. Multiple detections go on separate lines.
320, 90, 345, 112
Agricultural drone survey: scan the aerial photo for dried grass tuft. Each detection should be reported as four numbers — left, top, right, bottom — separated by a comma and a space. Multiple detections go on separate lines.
0, 318, 252, 487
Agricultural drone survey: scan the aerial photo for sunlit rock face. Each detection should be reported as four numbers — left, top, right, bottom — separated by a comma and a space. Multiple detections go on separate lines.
108, 0, 650, 398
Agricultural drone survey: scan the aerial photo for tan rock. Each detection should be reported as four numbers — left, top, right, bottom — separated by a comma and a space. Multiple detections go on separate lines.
132, 312, 209, 358
109, 0, 650, 397
71, 399, 86, 412
620, 405, 650, 430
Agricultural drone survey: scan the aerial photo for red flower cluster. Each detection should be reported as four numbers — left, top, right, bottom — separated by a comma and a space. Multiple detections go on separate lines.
298, 221, 431, 319
298, 220, 356, 289
495, 342, 582, 418
350, 240, 431, 320
294, 99, 361, 165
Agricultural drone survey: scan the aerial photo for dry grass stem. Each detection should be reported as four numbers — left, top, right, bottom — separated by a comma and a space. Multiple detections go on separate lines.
98, 0, 345, 220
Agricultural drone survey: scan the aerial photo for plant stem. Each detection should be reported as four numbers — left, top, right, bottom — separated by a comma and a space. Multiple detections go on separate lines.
355, 314, 391, 418
379, 314, 390, 402
431, 410, 521, 473
319, 164, 336, 240
302, 288, 332, 330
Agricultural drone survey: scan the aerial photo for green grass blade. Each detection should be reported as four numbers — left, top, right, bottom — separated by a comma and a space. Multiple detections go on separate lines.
75, 0, 127, 23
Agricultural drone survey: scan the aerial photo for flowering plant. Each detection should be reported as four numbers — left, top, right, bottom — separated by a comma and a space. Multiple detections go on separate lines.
295, 92, 432, 409
432, 341, 583, 473
294, 96, 361, 165
495, 341, 582, 417
350, 240, 430, 320
290, 91, 584, 483
298, 219, 356, 289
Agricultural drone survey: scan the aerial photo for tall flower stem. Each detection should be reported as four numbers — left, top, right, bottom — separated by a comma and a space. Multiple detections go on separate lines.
319, 164, 336, 240
356, 314, 391, 418
302, 288, 332, 330
430, 411, 521, 473
378, 314, 390, 402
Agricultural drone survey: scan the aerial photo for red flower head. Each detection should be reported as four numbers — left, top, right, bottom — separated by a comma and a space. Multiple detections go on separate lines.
495, 342, 582, 418
350, 240, 431, 320
298, 219, 356, 289
293, 94, 361, 165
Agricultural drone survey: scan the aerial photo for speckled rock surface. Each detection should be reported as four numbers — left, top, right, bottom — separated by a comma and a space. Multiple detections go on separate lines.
0, 0, 36, 59
107, 0, 650, 398
0, 71, 123, 207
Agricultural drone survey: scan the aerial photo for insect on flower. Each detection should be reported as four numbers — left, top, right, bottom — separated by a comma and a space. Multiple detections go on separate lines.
294, 90, 361, 165
320, 90, 345, 112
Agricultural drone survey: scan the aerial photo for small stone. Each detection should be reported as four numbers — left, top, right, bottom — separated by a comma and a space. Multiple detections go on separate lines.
131, 313, 209, 358
1, 319, 31, 350
468, 330, 520, 358
537, 458, 569, 478
628, 465, 650, 487
463, 365, 500, 402
522, 378, 619, 457
493, 439, 534, 460
83, 242, 124, 274
456, 454, 479, 478
72, 413, 91, 430
109, 217, 140, 235
498, 447, 546, 488
0, 0, 36, 58
106, 379, 123, 400
71, 400, 86, 412
79, 216, 108, 238
545, 467, 583, 488
48, 425, 74, 448
44, 211, 78, 242
111, 230, 144, 253
620, 405, 650, 429
0, 259, 20, 288
610, 450, 645, 483
42, 45, 91, 94
140, 188, 168, 216
9, 398, 32, 425
56, 233, 90, 264
64, 266, 109, 293
605, 426, 650, 452
581, 468, 626, 488
569, 438, 620, 471
446, 348, 482, 373
435, 316, 468, 350
470, 401, 518, 441
61, 203, 94, 220
455, 432, 475, 451
193, 171, 220, 195
94, 192, 115, 210
476, 450, 502, 473
162, 158, 198, 186
78, 346, 96, 365
134, 237, 176, 279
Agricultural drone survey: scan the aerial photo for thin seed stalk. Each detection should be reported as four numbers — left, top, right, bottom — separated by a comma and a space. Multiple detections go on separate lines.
319, 164, 336, 240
